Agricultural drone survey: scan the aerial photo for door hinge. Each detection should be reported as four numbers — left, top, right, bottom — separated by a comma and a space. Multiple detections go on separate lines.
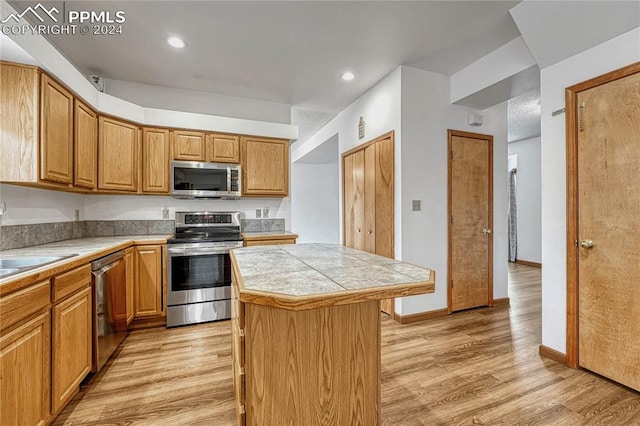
578, 102, 586, 132
451, 279, 454, 288
450, 215, 453, 224
575, 239, 579, 248
450, 150, 453, 159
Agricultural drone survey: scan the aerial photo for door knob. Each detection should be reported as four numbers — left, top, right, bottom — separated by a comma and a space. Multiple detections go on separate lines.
482, 228, 492, 235
580, 239, 594, 249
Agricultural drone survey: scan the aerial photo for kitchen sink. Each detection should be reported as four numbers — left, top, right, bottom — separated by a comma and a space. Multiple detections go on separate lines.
0, 254, 78, 279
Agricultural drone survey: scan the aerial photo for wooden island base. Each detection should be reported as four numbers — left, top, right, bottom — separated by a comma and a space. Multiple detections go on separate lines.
230, 244, 435, 425
244, 301, 380, 425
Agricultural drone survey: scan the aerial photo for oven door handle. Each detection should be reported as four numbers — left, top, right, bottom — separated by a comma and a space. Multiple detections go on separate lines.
168, 249, 232, 256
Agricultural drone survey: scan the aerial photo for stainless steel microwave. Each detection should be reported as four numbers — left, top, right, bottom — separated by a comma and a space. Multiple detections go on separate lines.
171, 161, 241, 199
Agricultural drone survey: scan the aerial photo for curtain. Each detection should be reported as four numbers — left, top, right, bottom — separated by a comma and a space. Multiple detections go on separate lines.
507, 169, 517, 262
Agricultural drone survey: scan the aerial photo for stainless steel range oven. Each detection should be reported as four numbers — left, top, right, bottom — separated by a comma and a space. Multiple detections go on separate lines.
166, 211, 243, 327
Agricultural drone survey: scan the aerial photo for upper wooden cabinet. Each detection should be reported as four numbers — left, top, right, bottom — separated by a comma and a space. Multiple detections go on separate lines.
40, 73, 74, 184
74, 100, 98, 189
241, 136, 289, 197
206, 133, 240, 163
0, 62, 39, 183
172, 130, 205, 161
98, 117, 139, 192
142, 128, 170, 193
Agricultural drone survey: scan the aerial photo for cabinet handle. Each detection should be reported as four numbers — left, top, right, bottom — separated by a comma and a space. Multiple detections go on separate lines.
367, 230, 372, 234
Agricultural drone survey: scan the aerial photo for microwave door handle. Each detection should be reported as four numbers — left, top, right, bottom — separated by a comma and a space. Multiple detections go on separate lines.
227, 167, 231, 193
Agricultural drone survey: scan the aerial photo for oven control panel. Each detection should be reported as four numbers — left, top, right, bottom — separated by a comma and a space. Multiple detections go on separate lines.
184, 214, 231, 224
175, 211, 242, 227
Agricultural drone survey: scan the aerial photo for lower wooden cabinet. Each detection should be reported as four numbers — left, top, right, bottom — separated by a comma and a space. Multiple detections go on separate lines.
134, 244, 164, 318
0, 311, 51, 426
51, 285, 92, 414
125, 247, 135, 325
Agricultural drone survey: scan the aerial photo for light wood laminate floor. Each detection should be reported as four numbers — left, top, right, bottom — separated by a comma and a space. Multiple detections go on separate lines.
54, 264, 640, 425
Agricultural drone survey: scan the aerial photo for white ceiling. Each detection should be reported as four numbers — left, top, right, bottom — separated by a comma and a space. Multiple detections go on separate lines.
508, 89, 540, 143
8, 0, 521, 113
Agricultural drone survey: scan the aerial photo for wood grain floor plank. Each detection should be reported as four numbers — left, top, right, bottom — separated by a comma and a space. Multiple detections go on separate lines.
53, 264, 640, 425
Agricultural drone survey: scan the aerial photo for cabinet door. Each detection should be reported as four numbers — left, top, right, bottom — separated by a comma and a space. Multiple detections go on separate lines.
98, 117, 139, 191
0, 311, 51, 426
134, 245, 163, 317
241, 137, 289, 196
74, 100, 98, 189
40, 74, 73, 184
142, 128, 170, 193
173, 130, 205, 161
0, 62, 39, 183
52, 286, 92, 414
206, 133, 240, 163
125, 248, 135, 325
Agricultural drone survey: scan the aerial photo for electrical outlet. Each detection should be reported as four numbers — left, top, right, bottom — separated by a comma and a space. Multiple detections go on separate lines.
161, 208, 169, 219
262, 207, 269, 219
74, 209, 80, 221
0, 201, 6, 215
256, 209, 262, 218
412, 200, 421, 211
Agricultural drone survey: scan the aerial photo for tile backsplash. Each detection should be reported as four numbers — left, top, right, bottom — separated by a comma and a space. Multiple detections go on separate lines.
0, 220, 174, 251
241, 218, 286, 232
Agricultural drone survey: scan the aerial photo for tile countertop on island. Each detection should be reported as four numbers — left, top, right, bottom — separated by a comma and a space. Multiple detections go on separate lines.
230, 243, 435, 310
0, 235, 171, 295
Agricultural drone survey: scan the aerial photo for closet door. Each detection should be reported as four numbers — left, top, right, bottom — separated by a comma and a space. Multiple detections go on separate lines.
343, 150, 366, 251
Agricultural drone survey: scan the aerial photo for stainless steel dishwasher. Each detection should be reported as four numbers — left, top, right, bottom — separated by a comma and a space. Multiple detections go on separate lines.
91, 250, 127, 372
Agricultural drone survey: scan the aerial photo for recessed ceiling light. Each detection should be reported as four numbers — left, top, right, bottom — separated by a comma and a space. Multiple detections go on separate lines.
167, 36, 186, 49
341, 72, 355, 81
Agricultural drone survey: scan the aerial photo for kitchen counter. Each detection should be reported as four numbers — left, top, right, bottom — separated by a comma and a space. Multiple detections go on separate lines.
230, 243, 434, 310
240, 230, 298, 246
230, 243, 434, 425
0, 235, 170, 295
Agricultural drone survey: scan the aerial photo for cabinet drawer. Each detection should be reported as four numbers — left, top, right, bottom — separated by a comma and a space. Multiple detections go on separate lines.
0, 280, 50, 331
243, 238, 296, 247
53, 264, 92, 303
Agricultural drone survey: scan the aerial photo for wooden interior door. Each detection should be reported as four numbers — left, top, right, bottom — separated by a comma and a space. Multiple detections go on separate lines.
576, 70, 640, 391
448, 130, 493, 312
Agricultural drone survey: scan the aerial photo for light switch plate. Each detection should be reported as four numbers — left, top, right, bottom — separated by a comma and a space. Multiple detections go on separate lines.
412, 200, 421, 211
256, 209, 262, 218
161, 208, 169, 219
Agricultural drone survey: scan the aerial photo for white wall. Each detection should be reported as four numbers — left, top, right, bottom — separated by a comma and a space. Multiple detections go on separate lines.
291, 162, 340, 244
292, 65, 508, 317
84, 195, 290, 224
540, 27, 640, 353
104, 79, 291, 125
397, 65, 508, 315
292, 67, 403, 257
0, 184, 85, 225
508, 137, 541, 263
0, 184, 290, 226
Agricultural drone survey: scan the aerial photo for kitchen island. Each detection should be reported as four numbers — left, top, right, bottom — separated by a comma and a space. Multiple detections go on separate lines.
230, 243, 435, 426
